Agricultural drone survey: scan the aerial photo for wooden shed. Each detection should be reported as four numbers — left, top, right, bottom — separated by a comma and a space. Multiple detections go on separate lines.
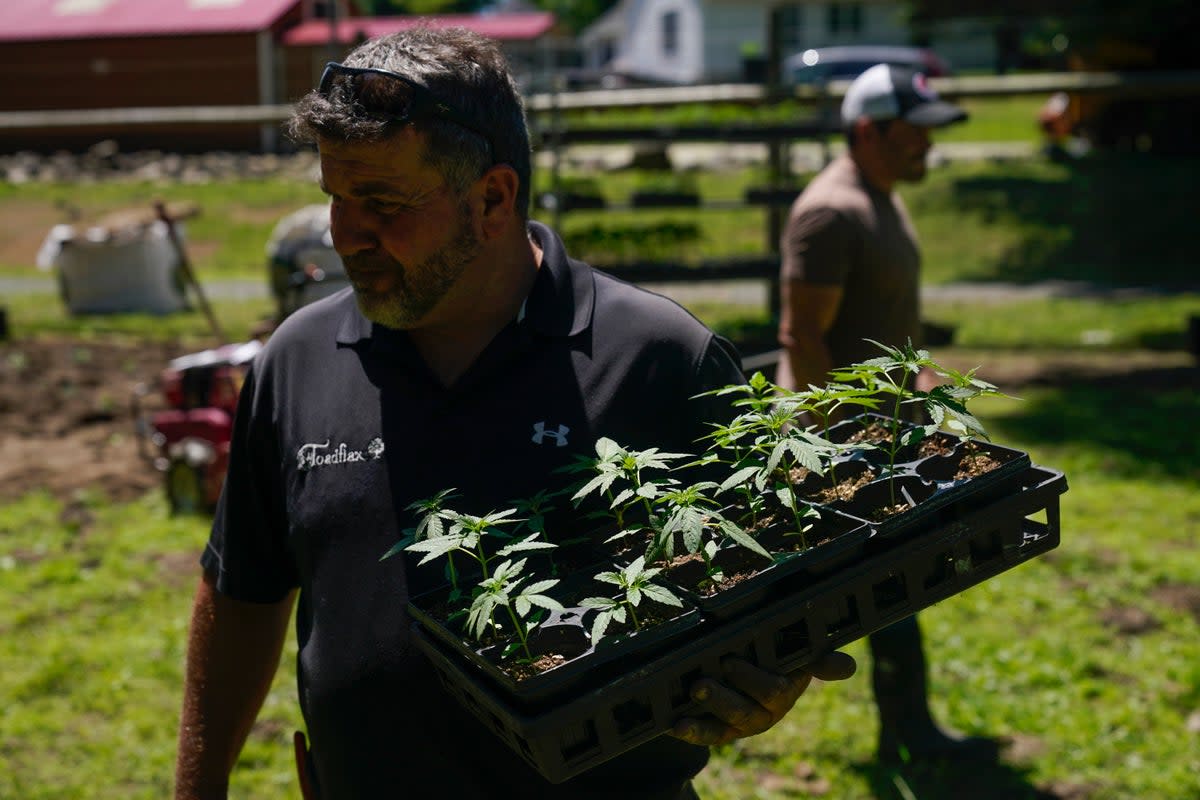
280, 12, 563, 100
0, 0, 332, 153
0, 2, 566, 155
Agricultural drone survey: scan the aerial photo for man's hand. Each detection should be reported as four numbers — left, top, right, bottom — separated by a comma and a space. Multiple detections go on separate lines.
669, 651, 856, 747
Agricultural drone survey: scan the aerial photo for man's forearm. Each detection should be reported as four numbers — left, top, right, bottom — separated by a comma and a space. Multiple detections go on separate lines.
777, 279, 842, 393
175, 573, 295, 799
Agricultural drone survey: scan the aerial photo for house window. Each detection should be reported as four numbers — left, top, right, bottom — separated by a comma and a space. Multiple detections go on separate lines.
600, 40, 616, 66
826, 3, 863, 35
776, 5, 805, 54
662, 11, 679, 57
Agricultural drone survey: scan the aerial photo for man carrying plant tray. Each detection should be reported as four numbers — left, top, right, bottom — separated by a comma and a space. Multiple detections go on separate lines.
173, 26, 855, 800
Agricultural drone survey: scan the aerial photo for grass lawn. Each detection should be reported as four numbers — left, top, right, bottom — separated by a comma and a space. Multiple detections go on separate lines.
2, 358, 1196, 799
4, 152, 1196, 292
2, 140, 1198, 797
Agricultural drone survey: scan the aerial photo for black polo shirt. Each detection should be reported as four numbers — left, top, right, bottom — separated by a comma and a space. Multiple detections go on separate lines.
202, 222, 745, 799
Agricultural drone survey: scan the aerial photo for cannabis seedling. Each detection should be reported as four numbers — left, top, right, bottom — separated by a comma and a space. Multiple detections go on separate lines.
466, 557, 564, 661
915, 361, 1013, 466
830, 339, 936, 506
692, 372, 777, 530
777, 380, 880, 486
403, 508, 555, 576
561, 436, 688, 549
655, 481, 772, 563
580, 555, 683, 645
699, 374, 840, 544
397, 507, 557, 613
509, 486, 580, 576
381, 488, 463, 590
832, 339, 1013, 505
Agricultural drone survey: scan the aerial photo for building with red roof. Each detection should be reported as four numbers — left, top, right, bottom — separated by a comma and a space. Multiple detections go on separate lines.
0, 0, 562, 153
279, 12, 559, 113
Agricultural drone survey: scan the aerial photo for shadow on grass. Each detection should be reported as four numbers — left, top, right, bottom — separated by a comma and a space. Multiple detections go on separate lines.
852, 756, 1065, 800
945, 155, 1200, 288
989, 363, 1200, 483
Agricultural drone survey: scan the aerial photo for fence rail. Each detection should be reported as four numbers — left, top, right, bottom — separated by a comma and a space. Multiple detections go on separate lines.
2, 70, 1199, 131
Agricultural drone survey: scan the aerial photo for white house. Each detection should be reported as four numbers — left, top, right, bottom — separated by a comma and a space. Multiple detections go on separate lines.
578, 0, 997, 85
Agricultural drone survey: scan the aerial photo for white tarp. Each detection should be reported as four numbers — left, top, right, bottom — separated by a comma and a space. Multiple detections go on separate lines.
37, 220, 189, 315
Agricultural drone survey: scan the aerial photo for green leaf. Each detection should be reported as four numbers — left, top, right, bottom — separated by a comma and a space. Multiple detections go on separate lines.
594, 570, 621, 586
590, 610, 613, 643
636, 483, 659, 500
521, 594, 564, 613
720, 465, 762, 493
720, 521, 773, 559
640, 583, 683, 607
610, 487, 636, 508
405, 535, 463, 565
497, 533, 558, 557
900, 427, 927, 448
622, 555, 647, 579
573, 473, 616, 502
379, 539, 408, 562
594, 437, 622, 460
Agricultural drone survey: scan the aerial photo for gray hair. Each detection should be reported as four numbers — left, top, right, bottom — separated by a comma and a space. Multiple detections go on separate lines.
288, 27, 533, 219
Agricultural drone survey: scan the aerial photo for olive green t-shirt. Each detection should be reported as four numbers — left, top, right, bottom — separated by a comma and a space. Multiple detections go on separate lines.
780, 153, 922, 370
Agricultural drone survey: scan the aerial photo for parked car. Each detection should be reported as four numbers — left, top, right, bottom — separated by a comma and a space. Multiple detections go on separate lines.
784, 45, 951, 85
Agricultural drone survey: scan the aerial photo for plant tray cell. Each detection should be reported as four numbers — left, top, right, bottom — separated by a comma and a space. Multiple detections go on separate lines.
408, 579, 706, 705
819, 413, 1032, 542
666, 507, 871, 621
411, 464, 1067, 784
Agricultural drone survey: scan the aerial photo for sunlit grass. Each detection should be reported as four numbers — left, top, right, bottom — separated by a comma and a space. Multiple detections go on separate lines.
924, 294, 1200, 350
0, 490, 301, 799
4, 389, 1196, 797
3, 291, 275, 346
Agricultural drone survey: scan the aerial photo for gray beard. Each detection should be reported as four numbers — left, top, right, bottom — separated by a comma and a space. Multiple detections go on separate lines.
346, 220, 480, 330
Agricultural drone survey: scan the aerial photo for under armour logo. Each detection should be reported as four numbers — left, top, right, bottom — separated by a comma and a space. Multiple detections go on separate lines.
531, 421, 570, 447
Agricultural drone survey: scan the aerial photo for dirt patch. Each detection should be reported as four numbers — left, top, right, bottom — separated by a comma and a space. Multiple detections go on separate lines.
1151, 583, 1200, 624
0, 338, 1192, 508
0, 203, 70, 269
1097, 604, 1161, 635
0, 335, 190, 505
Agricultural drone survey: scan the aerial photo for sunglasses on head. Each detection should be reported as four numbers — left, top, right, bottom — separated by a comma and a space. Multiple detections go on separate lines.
318, 61, 495, 159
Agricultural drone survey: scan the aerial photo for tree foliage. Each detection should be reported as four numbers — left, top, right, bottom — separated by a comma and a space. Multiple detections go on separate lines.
353, 0, 618, 33
906, 0, 1199, 67
522, 0, 618, 34
357, 0, 486, 15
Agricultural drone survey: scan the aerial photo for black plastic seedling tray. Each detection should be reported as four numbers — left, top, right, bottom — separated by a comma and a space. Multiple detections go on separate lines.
657, 506, 872, 622
409, 581, 707, 705
412, 464, 1067, 784
816, 414, 1033, 542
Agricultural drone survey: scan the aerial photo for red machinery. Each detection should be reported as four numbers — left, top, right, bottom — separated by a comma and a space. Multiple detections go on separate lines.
135, 340, 261, 514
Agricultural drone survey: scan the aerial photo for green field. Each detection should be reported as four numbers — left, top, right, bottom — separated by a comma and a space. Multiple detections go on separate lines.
2, 137, 1199, 798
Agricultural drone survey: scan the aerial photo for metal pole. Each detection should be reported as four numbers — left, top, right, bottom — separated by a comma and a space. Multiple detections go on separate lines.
154, 201, 225, 344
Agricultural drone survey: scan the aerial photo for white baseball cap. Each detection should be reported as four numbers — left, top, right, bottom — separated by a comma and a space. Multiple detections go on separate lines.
841, 63, 967, 129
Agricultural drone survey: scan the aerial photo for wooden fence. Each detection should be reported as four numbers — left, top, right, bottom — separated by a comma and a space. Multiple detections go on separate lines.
5, 69, 1197, 360
3, 70, 1199, 131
